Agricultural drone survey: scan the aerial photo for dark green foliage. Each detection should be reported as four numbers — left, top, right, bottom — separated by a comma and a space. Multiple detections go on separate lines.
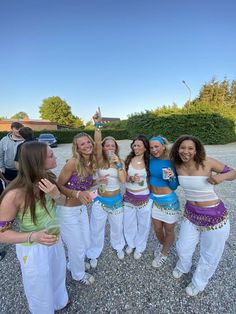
126, 111, 236, 144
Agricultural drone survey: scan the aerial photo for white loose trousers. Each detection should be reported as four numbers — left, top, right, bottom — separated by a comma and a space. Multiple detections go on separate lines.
175, 218, 230, 291
57, 205, 90, 281
123, 199, 152, 252
16, 240, 68, 314
87, 201, 125, 259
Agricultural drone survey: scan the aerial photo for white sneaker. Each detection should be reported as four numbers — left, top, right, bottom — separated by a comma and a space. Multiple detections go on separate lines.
172, 267, 184, 279
133, 250, 142, 260
90, 258, 98, 269
152, 253, 167, 268
79, 272, 95, 285
186, 283, 200, 296
117, 250, 125, 260
125, 246, 134, 255
85, 262, 91, 270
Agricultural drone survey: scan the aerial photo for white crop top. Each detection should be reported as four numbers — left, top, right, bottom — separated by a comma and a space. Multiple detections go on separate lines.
126, 164, 148, 190
178, 176, 218, 201
97, 167, 120, 191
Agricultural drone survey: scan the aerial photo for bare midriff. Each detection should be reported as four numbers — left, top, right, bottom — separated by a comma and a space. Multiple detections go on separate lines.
188, 200, 220, 207
150, 186, 172, 195
127, 187, 148, 193
98, 189, 120, 197
64, 198, 83, 207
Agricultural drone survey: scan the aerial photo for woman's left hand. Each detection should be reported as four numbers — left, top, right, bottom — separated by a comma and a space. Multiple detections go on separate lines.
38, 179, 60, 199
207, 174, 223, 185
167, 168, 175, 179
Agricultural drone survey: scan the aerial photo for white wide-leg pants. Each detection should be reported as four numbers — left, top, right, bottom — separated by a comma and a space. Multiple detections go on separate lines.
124, 199, 152, 252
57, 205, 90, 280
16, 240, 68, 314
175, 219, 230, 291
87, 201, 125, 259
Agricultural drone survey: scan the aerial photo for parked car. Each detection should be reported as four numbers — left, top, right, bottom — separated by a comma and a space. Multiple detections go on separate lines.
38, 133, 58, 147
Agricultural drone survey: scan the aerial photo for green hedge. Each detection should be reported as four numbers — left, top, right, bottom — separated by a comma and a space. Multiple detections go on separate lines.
0, 128, 128, 143
1, 113, 235, 144
126, 112, 236, 144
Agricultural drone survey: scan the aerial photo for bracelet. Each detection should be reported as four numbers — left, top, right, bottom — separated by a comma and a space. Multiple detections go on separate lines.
27, 231, 34, 244
76, 191, 81, 199
54, 193, 61, 200
116, 163, 123, 170
69, 190, 74, 198
94, 122, 104, 129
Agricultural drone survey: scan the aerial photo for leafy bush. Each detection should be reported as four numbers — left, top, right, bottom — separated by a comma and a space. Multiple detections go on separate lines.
126, 111, 236, 144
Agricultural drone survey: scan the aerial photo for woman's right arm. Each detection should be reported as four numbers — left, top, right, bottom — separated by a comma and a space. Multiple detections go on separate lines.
57, 159, 78, 199
0, 190, 57, 245
57, 159, 92, 204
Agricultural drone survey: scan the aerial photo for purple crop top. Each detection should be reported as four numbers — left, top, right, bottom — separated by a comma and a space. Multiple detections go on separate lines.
65, 174, 93, 191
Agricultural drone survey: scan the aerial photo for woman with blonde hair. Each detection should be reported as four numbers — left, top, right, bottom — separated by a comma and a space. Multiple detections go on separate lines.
0, 141, 69, 313
87, 111, 126, 268
57, 132, 97, 285
149, 136, 180, 268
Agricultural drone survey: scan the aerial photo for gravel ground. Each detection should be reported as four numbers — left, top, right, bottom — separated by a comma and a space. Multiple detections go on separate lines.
1, 141, 236, 314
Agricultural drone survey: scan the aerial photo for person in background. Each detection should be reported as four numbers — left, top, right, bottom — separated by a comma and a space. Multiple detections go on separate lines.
87, 110, 126, 268
0, 141, 69, 313
170, 135, 236, 296
149, 136, 180, 268
123, 135, 152, 259
15, 127, 34, 169
0, 121, 24, 181
57, 132, 96, 285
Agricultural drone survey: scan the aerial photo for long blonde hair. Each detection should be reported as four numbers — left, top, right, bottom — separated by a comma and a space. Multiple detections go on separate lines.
150, 135, 170, 160
72, 132, 97, 177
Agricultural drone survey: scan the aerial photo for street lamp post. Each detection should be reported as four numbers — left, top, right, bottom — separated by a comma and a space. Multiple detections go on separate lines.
182, 80, 192, 113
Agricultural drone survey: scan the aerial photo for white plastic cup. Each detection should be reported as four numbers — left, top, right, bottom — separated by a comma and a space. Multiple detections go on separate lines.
99, 183, 106, 193
107, 150, 114, 161
162, 168, 169, 180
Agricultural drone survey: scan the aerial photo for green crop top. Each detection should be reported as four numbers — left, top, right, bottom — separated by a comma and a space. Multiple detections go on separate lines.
17, 196, 56, 245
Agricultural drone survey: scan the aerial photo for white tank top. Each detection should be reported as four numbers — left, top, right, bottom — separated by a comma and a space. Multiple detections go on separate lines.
97, 167, 120, 191
178, 176, 218, 201
126, 164, 148, 190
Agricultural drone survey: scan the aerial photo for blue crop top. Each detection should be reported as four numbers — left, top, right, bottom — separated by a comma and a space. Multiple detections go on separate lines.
149, 159, 178, 190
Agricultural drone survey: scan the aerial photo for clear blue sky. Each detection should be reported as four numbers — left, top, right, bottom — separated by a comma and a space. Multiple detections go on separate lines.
1, 0, 235, 123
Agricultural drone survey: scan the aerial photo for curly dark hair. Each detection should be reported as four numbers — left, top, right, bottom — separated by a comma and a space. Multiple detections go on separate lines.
169, 135, 206, 169
125, 135, 150, 178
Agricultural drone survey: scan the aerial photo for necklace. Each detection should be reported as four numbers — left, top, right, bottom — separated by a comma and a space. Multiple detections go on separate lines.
84, 160, 91, 167
135, 156, 143, 164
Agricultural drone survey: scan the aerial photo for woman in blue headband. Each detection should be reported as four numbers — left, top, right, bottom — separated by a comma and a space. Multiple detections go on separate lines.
149, 136, 180, 268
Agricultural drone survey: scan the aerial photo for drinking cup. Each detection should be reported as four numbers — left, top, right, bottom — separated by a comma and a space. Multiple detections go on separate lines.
45, 218, 60, 236
162, 168, 169, 180
99, 183, 106, 193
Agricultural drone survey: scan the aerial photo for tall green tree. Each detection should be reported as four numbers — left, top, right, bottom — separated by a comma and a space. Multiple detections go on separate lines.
11, 111, 29, 119
230, 80, 236, 108
73, 116, 84, 128
39, 96, 76, 126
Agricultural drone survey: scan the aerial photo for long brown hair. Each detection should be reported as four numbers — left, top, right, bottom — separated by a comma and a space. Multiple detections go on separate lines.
0, 142, 56, 224
125, 135, 150, 178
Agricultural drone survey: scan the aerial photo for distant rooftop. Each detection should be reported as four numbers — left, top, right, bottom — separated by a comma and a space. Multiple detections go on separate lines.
102, 117, 121, 123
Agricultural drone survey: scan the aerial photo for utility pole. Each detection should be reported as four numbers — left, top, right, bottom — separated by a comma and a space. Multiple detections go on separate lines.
182, 80, 192, 113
